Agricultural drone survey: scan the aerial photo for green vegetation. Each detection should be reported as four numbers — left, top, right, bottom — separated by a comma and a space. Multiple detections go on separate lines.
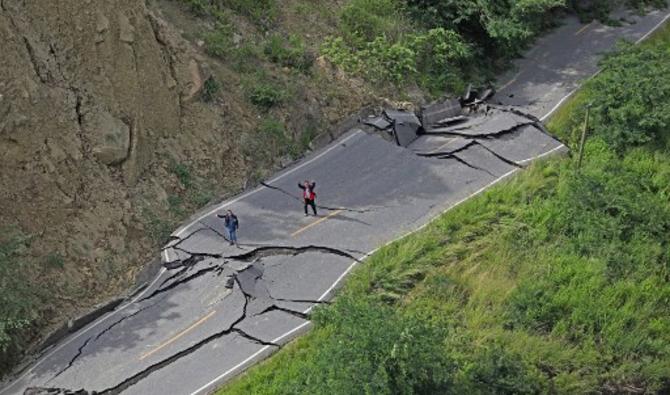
264, 34, 313, 72
202, 76, 221, 102
245, 76, 288, 109
0, 229, 45, 374
142, 160, 215, 245
219, 25, 670, 395
0, 229, 38, 351
182, 0, 277, 26
320, 0, 568, 93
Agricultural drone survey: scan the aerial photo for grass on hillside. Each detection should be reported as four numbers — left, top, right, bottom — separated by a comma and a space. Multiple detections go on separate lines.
216, 22, 670, 395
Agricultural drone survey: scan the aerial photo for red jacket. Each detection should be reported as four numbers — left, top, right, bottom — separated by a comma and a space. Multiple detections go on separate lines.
298, 182, 316, 200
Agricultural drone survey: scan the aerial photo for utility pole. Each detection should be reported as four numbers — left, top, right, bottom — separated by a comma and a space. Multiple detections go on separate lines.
577, 105, 591, 170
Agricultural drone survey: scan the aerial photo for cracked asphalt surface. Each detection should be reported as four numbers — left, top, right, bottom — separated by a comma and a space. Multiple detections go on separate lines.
4, 8, 669, 395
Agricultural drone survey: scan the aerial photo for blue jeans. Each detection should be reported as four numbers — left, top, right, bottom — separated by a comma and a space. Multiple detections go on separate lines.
228, 228, 237, 243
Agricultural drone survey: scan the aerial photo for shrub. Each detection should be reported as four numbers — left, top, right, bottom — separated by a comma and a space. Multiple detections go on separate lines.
201, 76, 220, 102
263, 35, 313, 72
224, 0, 277, 26
584, 41, 670, 152
203, 17, 234, 59
0, 227, 39, 370
180, 0, 212, 16
246, 80, 286, 109
169, 160, 193, 188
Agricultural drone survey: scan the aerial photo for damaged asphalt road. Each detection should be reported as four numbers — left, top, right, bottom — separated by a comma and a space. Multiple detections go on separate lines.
11, 116, 560, 395
4, 8, 670, 395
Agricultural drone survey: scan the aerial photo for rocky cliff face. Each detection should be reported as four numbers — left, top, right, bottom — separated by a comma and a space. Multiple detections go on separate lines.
0, 0, 376, 365
0, 0, 205, 301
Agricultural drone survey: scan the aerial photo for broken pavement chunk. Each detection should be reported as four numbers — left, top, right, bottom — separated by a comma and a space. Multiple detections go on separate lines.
425, 110, 533, 137
383, 109, 421, 147
434, 115, 467, 127
415, 137, 474, 157
361, 115, 392, 130
420, 98, 462, 130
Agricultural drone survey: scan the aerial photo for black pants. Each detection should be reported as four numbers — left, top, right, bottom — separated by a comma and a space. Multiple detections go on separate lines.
304, 198, 317, 215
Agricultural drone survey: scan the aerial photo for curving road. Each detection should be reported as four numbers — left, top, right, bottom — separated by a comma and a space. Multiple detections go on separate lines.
2, 8, 669, 395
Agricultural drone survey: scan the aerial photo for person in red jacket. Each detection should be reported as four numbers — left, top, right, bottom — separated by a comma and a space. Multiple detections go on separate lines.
298, 180, 317, 216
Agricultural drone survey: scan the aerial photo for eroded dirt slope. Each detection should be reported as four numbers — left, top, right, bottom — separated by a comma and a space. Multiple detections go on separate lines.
0, 0, 380, 366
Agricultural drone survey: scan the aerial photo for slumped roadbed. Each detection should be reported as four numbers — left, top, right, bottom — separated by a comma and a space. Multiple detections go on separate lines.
4, 8, 670, 395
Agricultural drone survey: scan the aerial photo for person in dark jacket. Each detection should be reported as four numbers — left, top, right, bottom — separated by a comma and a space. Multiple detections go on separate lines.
298, 180, 317, 216
217, 210, 239, 246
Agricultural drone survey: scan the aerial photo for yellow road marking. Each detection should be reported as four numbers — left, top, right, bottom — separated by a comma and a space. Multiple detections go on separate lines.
575, 21, 593, 36
140, 310, 216, 361
291, 209, 343, 237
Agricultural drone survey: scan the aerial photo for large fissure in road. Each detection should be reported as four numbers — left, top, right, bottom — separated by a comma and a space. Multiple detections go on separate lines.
23, 95, 565, 395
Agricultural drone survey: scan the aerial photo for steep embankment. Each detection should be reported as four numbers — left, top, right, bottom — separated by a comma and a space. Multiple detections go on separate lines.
0, 0, 375, 373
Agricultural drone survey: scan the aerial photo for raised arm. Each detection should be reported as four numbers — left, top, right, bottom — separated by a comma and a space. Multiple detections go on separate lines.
298, 182, 305, 189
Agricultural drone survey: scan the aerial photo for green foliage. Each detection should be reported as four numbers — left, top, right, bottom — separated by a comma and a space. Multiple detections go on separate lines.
180, 0, 211, 16
340, 0, 408, 44
203, 13, 235, 59
246, 78, 287, 109
240, 117, 307, 169
321, 26, 471, 91
220, 28, 670, 395
263, 35, 313, 72
223, 0, 277, 26
179, 0, 277, 26
201, 76, 221, 102
586, 41, 670, 152
169, 160, 193, 189
0, 228, 38, 354
405, 0, 566, 57
167, 194, 185, 217
142, 207, 174, 246
44, 253, 65, 269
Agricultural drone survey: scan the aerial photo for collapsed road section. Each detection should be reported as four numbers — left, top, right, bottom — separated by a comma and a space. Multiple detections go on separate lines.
7, 8, 669, 394
13, 96, 565, 394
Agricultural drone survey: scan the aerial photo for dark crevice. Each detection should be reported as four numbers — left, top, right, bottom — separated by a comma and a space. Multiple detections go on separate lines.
74, 92, 83, 129
228, 244, 359, 263
146, 11, 183, 120
163, 253, 202, 270
487, 104, 568, 146
450, 154, 497, 177
24, 388, 89, 395
45, 298, 166, 382
424, 121, 534, 138
21, 37, 47, 83
472, 141, 524, 168
96, 290, 249, 395
416, 139, 476, 157
173, 246, 220, 259
46, 336, 93, 383
140, 262, 224, 302
160, 227, 217, 253
260, 182, 373, 213
170, 244, 359, 267
92, 299, 164, 343
230, 328, 279, 347
258, 305, 308, 320
272, 297, 330, 304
